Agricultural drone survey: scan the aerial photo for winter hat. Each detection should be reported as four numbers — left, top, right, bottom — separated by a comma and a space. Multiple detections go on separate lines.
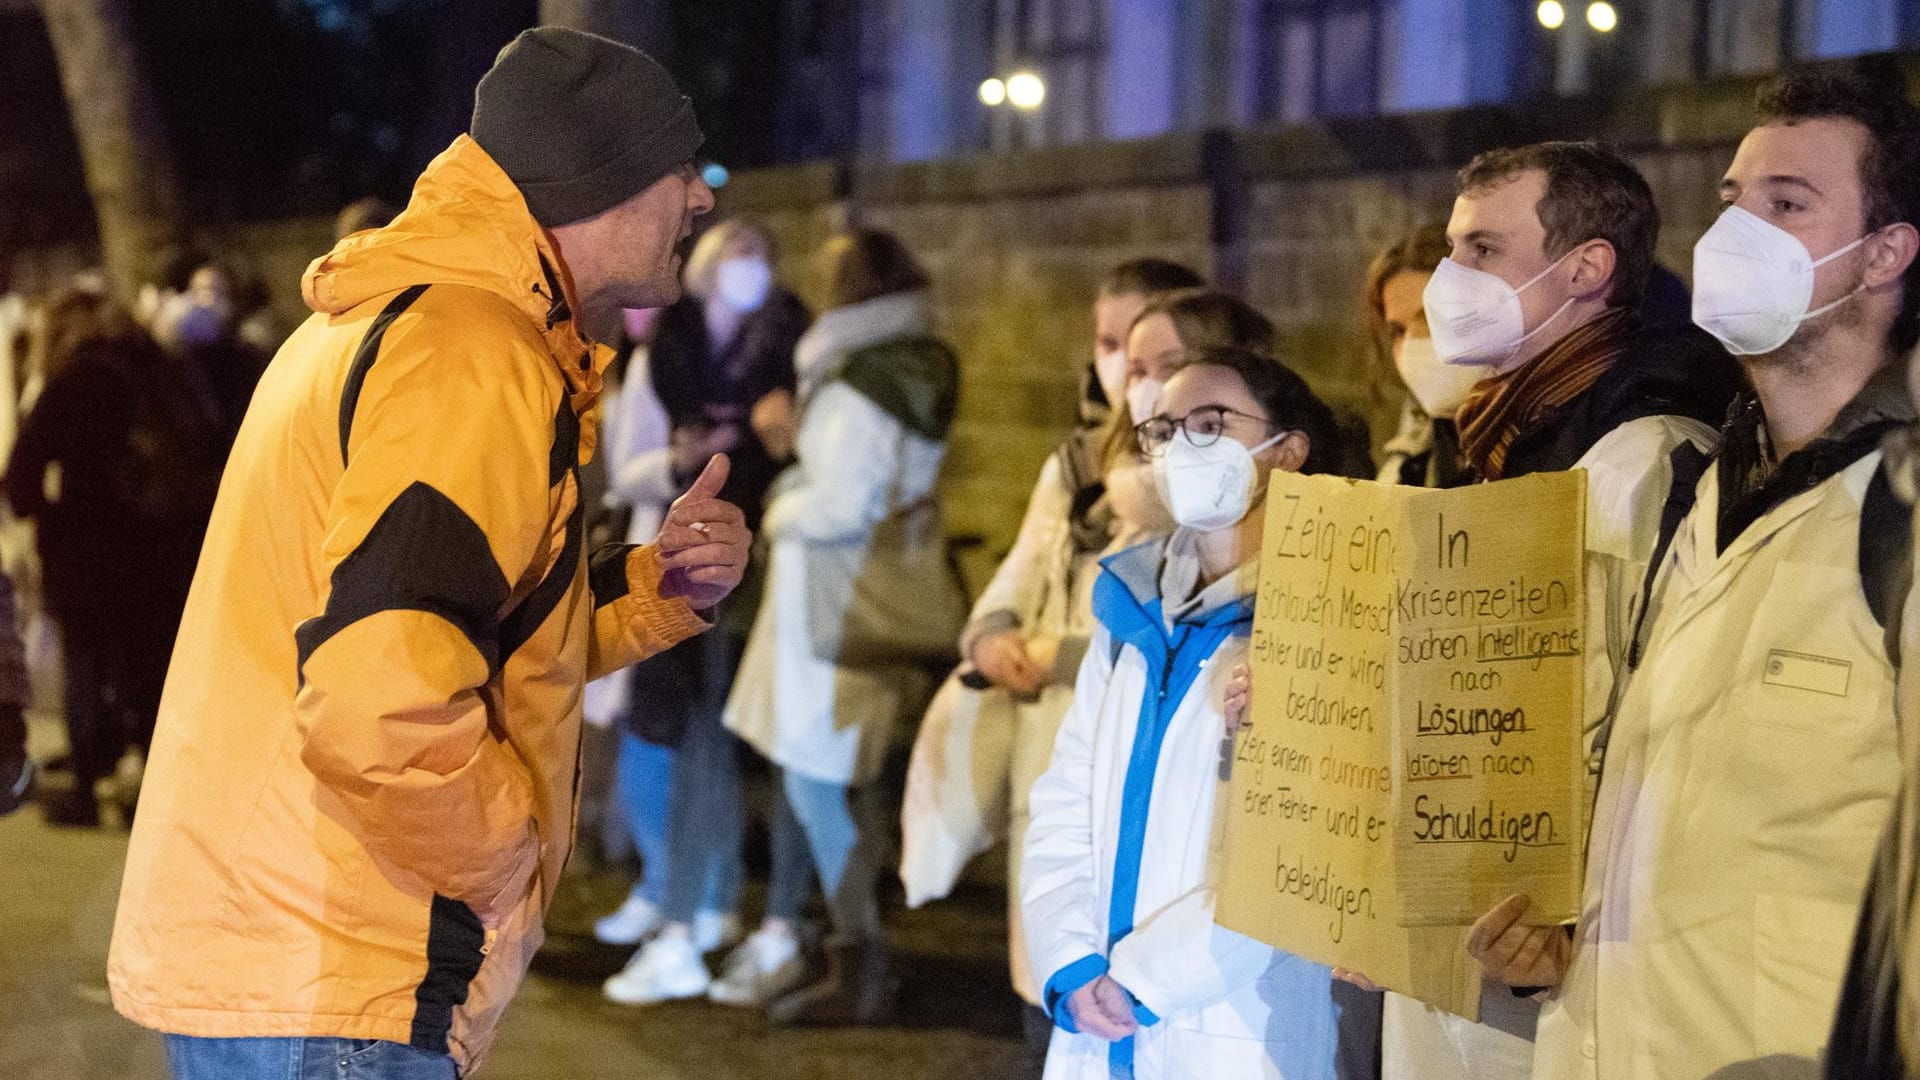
471, 27, 703, 228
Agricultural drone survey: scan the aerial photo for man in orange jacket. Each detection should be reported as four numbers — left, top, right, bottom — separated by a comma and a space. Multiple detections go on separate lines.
108, 28, 747, 1079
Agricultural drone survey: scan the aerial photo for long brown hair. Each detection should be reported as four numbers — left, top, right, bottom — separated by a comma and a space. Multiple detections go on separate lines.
819, 229, 929, 310
1362, 224, 1450, 402
34, 286, 145, 383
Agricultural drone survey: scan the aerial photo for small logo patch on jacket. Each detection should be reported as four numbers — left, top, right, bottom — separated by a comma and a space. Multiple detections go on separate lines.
1762, 649, 1852, 698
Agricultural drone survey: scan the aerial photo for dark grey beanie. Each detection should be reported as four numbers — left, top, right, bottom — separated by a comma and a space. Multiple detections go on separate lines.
471, 27, 704, 228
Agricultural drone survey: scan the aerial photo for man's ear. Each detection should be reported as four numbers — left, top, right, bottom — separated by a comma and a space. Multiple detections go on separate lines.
1568, 239, 1618, 304
1864, 222, 1920, 291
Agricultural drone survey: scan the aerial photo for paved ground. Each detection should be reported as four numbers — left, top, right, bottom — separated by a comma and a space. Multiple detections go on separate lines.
0, 809, 1034, 1079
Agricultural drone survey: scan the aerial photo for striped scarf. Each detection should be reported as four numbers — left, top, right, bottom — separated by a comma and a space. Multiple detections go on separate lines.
1457, 307, 1637, 481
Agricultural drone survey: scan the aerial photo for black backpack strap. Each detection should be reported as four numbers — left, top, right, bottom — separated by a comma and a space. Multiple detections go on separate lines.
1627, 441, 1713, 672
1861, 460, 1913, 670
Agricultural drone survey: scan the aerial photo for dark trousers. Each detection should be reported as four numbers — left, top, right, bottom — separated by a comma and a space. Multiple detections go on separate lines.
58, 608, 170, 786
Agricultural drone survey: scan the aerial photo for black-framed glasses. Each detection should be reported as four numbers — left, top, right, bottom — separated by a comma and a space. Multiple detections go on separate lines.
1135, 406, 1279, 455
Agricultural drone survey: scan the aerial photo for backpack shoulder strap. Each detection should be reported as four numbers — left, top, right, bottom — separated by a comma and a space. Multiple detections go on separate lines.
1860, 459, 1913, 669
1627, 441, 1713, 672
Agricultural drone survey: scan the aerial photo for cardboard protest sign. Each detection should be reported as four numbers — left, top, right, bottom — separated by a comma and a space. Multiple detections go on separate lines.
1215, 469, 1587, 1018
1392, 472, 1588, 924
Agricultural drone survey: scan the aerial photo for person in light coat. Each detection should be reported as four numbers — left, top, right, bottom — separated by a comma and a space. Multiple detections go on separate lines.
1470, 69, 1920, 1080
597, 217, 814, 1007
914, 260, 1199, 1041
1229, 145, 1741, 1080
725, 228, 958, 1025
1024, 345, 1378, 1080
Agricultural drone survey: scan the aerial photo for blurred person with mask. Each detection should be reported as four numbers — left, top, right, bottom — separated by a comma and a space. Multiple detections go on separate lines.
1119, 286, 1374, 477
108, 29, 750, 1079
151, 262, 268, 448
151, 264, 235, 352
1369, 224, 1477, 488
1487, 70, 1920, 1080
725, 228, 958, 1026
573, 307, 663, 874
1227, 142, 1740, 1080
902, 257, 1201, 1068
599, 217, 813, 1006
132, 245, 209, 332
1023, 346, 1377, 1080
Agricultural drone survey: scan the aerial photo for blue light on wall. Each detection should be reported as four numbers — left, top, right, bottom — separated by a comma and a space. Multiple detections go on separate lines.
1801, 0, 1899, 59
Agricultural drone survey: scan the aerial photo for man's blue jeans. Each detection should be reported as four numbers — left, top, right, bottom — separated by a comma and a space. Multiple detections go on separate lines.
166, 1035, 457, 1080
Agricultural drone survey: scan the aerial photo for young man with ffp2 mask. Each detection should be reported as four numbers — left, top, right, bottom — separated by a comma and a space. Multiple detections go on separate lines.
1226, 142, 1740, 1080
1489, 69, 1920, 1080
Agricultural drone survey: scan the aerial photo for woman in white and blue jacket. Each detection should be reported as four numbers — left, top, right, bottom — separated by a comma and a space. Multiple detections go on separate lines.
1023, 345, 1380, 1080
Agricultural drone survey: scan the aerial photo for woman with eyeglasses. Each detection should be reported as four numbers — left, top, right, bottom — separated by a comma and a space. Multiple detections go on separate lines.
920, 258, 1200, 1073
1021, 346, 1377, 1080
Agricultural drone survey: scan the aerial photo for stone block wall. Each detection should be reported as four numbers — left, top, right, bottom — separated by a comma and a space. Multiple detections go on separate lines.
725, 140, 1217, 577
720, 59, 1890, 578
13, 52, 1916, 587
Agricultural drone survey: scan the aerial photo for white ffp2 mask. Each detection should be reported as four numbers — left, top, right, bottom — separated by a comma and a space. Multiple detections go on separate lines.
1691, 205, 1867, 356
1423, 248, 1580, 372
714, 258, 773, 313
1396, 334, 1490, 420
1126, 376, 1164, 424
1153, 428, 1290, 532
1095, 348, 1128, 409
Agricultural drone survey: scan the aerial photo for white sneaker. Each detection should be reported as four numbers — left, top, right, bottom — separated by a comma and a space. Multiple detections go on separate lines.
602, 933, 712, 1005
593, 895, 665, 946
692, 911, 743, 954
708, 929, 806, 1007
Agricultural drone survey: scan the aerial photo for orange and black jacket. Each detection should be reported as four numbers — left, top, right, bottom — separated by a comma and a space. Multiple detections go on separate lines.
108, 135, 708, 1073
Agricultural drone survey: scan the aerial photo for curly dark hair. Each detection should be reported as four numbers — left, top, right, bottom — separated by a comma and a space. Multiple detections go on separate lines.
1755, 67, 1920, 353
1456, 141, 1658, 311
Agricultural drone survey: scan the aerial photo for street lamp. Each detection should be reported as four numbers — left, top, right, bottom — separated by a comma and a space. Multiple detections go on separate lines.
1537, 0, 1566, 29
1586, 2, 1618, 32
1006, 71, 1046, 110
979, 78, 1007, 107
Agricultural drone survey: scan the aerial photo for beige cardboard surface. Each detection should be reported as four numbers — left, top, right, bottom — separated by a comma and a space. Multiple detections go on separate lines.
1393, 469, 1587, 925
1216, 469, 1587, 1018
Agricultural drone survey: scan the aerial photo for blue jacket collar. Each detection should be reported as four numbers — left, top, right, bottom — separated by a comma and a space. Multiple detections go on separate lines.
1094, 538, 1255, 655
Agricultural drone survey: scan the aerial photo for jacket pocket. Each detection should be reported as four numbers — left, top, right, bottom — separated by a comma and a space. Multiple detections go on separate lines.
1734, 562, 1888, 737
